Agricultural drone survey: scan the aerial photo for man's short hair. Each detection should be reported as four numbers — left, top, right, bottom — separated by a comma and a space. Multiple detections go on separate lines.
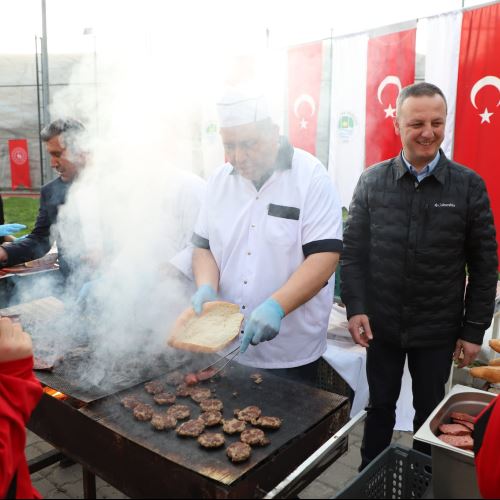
40, 118, 86, 151
396, 82, 447, 116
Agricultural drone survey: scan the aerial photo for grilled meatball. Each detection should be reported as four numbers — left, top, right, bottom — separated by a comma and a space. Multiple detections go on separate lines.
144, 380, 165, 395
176, 419, 205, 437
199, 399, 223, 412
234, 406, 262, 422
200, 410, 223, 427
226, 442, 252, 463
198, 432, 225, 448
196, 368, 218, 381
133, 403, 154, 421
151, 413, 177, 431
165, 371, 185, 386
222, 419, 246, 435
121, 395, 141, 410
184, 373, 199, 386
176, 384, 192, 397
240, 428, 270, 447
167, 404, 191, 420
153, 392, 176, 405
252, 416, 282, 430
190, 387, 212, 403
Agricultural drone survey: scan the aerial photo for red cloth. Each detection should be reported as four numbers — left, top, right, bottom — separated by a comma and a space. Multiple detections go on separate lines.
453, 3, 500, 270
8, 139, 32, 190
475, 395, 500, 498
364, 28, 416, 167
0, 357, 42, 499
287, 41, 323, 155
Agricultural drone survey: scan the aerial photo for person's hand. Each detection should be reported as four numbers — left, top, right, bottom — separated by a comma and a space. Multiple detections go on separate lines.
191, 284, 217, 315
240, 298, 285, 354
454, 339, 481, 369
0, 224, 26, 237
347, 314, 373, 348
0, 317, 33, 363
76, 279, 100, 307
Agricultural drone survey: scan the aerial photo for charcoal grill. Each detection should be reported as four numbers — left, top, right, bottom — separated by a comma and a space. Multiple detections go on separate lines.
15, 296, 352, 497
28, 361, 350, 498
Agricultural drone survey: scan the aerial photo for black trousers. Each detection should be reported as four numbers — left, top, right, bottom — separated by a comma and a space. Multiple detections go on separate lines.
360, 337, 454, 470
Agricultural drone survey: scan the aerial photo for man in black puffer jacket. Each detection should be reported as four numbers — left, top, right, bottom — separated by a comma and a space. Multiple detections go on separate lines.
341, 82, 498, 470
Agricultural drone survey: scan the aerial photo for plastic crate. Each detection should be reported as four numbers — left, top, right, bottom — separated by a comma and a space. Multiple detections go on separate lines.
335, 445, 432, 499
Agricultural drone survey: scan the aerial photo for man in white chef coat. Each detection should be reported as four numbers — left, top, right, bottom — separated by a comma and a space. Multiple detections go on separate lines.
190, 87, 343, 383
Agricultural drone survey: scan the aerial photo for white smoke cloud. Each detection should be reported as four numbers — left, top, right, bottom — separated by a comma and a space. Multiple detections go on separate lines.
10, 0, 286, 391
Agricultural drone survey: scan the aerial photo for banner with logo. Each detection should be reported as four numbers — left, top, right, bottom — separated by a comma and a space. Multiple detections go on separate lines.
328, 33, 368, 209
365, 28, 416, 167
8, 139, 32, 189
287, 41, 323, 155
453, 3, 500, 267
421, 11, 462, 158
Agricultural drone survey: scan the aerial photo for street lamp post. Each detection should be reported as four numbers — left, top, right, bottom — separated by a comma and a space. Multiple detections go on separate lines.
40, 0, 51, 181
83, 27, 99, 130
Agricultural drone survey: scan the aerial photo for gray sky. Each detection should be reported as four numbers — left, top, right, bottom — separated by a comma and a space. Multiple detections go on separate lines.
0, 0, 489, 55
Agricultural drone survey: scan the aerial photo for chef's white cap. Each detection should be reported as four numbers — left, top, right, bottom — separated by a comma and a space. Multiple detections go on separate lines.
216, 86, 270, 128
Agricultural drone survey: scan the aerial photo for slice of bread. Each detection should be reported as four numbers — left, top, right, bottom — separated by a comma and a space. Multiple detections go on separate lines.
470, 365, 500, 384
168, 301, 243, 353
490, 339, 500, 354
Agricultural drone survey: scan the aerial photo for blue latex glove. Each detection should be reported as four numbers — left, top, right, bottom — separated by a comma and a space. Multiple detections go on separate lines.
240, 298, 285, 354
76, 279, 100, 306
0, 224, 26, 237
191, 284, 217, 315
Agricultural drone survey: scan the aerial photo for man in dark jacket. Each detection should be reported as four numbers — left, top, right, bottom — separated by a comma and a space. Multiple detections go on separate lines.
341, 82, 498, 469
0, 119, 86, 279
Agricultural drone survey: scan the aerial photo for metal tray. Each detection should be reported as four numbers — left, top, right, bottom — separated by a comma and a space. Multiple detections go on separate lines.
414, 384, 494, 458
414, 384, 495, 499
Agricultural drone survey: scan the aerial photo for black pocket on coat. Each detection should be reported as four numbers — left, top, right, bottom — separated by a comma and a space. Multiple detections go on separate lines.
268, 204, 300, 220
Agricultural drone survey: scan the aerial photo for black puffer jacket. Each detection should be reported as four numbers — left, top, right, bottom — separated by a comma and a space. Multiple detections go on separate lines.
341, 151, 498, 348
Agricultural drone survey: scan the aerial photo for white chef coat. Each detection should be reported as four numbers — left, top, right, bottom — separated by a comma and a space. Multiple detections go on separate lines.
193, 140, 343, 368
163, 171, 206, 279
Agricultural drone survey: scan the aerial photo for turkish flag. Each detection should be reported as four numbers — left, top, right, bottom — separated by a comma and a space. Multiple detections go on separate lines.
365, 29, 416, 167
453, 3, 500, 268
8, 139, 32, 189
288, 41, 323, 155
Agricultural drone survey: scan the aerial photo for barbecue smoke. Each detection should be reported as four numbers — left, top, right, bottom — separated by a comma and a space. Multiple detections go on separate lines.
8, 0, 288, 391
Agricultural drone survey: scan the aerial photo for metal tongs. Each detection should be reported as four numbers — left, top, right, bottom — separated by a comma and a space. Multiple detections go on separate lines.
198, 345, 240, 380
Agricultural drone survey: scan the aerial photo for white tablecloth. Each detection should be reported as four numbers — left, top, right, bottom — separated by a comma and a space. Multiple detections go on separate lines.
322, 305, 415, 430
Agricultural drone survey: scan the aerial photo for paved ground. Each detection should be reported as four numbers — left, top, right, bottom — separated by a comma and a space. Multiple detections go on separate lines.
26, 421, 414, 499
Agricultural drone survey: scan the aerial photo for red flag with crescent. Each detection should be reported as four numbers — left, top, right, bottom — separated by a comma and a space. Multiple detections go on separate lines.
364, 28, 416, 167
288, 41, 323, 155
453, 3, 500, 268
8, 139, 32, 189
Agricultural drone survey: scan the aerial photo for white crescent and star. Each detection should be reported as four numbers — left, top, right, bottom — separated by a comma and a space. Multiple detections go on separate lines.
470, 75, 500, 124
294, 94, 316, 129
377, 75, 402, 119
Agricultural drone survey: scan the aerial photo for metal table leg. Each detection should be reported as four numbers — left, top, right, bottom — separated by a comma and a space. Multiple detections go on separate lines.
28, 450, 65, 474
82, 467, 97, 499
